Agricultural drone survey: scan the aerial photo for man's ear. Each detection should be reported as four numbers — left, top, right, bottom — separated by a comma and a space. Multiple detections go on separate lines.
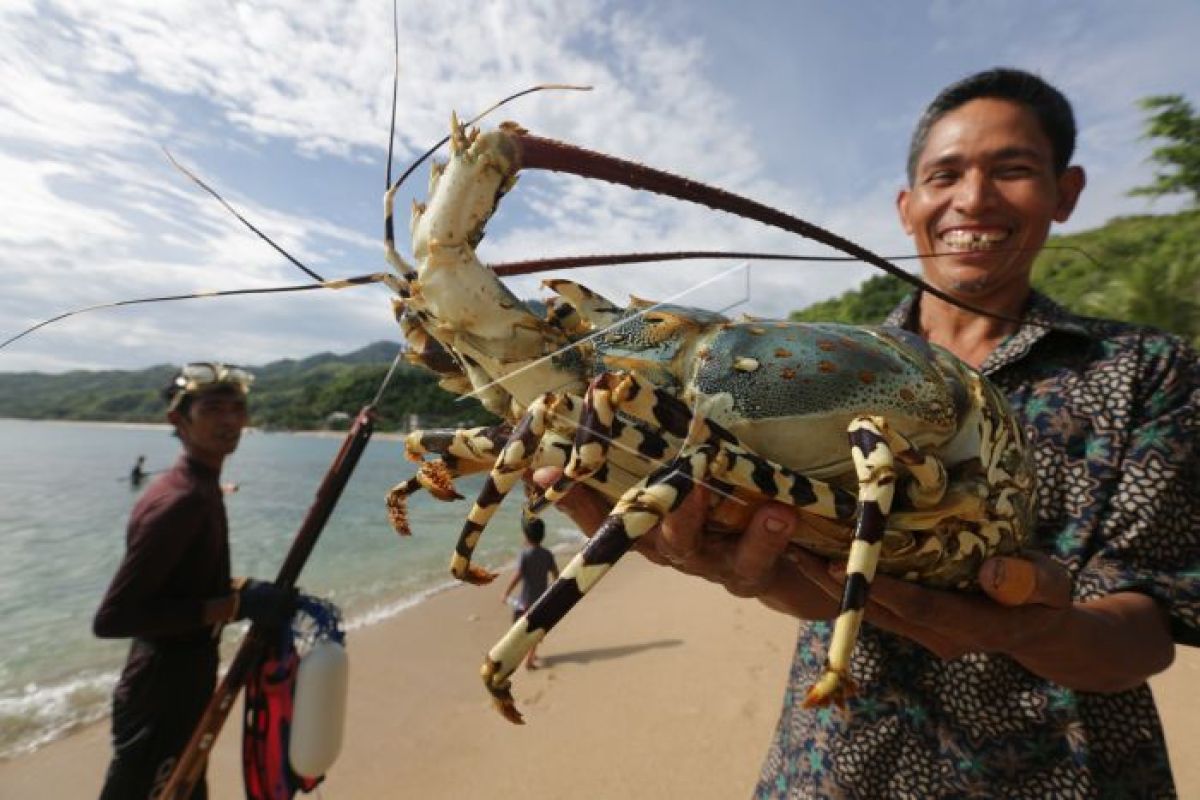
167, 409, 186, 429
1053, 165, 1086, 223
896, 188, 914, 235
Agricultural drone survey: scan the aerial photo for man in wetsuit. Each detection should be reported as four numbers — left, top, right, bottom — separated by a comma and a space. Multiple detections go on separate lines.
94, 362, 295, 800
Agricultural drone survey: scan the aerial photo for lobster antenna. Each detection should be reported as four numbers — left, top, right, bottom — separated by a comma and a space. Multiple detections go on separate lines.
489, 245, 1103, 276
0, 274, 389, 351
385, 0, 400, 193
162, 148, 325, 282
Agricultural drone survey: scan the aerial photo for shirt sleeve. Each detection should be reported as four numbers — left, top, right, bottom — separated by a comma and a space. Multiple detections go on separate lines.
1077, 335, 1200, 646
92, 490, 215, 638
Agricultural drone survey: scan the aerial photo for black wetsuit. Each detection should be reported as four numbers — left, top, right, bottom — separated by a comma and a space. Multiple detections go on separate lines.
94, 455, 231, 800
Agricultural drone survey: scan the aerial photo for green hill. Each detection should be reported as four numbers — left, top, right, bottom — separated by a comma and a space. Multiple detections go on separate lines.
0, 342, 496, 432
790, 210, 1200, 347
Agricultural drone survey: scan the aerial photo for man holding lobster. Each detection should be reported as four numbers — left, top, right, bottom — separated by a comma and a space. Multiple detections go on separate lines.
541, 68, 1198, 797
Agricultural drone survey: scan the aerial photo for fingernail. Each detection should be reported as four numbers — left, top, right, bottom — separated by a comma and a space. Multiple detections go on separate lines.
763, 515, 790, 535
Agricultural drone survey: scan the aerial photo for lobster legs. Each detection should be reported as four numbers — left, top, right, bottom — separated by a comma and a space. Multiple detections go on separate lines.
476, 372, 873, 722
483, 407, 954, 720
398, 370, 962, 720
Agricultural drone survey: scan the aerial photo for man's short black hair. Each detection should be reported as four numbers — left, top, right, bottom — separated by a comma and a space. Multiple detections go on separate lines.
906, 67, 1077, 184
522, 515, 546, 545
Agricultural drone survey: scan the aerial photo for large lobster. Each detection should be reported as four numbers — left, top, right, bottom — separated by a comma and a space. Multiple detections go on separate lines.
381, 118, 1034, 723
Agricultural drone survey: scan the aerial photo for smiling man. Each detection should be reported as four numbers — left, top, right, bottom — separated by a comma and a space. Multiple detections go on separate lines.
94, 363, 296, 799
751, 68, 1198, 798
542, 68, 1199, 798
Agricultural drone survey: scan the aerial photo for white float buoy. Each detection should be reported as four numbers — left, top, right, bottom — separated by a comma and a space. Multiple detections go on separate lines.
289, 638, 348, 779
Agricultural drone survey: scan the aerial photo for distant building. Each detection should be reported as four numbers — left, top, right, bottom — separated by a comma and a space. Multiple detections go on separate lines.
324, 411, 351, 430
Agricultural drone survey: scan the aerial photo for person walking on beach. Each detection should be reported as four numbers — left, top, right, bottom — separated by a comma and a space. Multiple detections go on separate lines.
94, 362, 297, 800
540, 68, 1199, 797
501, 515, 560, 670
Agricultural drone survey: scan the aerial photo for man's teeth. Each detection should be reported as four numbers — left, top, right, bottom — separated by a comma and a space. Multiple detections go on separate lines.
941, 230, 1008, 250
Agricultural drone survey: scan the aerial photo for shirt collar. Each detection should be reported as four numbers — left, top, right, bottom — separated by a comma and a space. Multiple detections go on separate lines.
180, 453, 221, 484
883, 290, 1093, 375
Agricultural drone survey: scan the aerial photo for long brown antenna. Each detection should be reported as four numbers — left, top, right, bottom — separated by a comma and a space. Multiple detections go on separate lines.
513, 134, 1021, 323
489, 245, 1102, 277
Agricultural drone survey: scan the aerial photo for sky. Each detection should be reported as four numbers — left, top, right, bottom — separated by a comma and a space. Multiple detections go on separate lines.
1, 0, 1197, 373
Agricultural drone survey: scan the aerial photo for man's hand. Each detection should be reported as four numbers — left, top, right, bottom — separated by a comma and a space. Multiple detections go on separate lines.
824, 552, 1173, 692
823, 552, 1073, 661
232, 578, 298, 629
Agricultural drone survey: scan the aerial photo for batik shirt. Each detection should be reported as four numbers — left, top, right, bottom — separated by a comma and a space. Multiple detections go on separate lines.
755, 291, 1200, 799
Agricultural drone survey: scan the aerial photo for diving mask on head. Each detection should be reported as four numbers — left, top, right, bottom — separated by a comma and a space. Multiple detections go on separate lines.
165, 362, 254, 411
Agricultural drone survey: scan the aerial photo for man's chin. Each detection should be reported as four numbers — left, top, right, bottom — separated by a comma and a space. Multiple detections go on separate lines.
946, 277, 992, 295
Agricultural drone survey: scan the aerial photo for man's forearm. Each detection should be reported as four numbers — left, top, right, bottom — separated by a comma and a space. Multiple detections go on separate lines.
1008, 591, 1175, 692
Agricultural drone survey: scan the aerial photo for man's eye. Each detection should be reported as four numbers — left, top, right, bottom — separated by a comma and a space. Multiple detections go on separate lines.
925, 170, 956, 185
996, 164, 1036, 178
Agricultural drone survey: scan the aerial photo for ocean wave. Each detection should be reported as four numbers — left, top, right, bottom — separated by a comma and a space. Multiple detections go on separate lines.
0, 671, 116, 759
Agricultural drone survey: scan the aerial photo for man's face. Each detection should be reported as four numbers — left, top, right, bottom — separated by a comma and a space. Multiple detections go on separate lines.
172, 389, 248, 462
897, 97, 1085, 302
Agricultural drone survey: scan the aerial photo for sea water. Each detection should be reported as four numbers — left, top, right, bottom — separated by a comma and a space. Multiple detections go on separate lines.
0, 418, 582, 758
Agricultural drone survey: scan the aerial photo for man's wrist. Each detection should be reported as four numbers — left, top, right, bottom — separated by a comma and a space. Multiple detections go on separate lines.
202, 593, 240, 625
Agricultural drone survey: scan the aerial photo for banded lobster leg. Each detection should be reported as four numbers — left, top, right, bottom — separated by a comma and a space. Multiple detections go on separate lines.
482, 449, 717, 723
386, 424, 513, 536
530, 372, 679, 512
449, 386, 683, 584
446, 394, 577, 584
801, 416, 951, 707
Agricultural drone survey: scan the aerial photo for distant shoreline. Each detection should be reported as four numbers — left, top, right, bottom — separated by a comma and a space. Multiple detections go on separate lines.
0, 417, 410, 441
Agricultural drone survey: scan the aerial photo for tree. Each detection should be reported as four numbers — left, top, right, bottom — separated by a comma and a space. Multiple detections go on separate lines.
1129, 94, 1200, 207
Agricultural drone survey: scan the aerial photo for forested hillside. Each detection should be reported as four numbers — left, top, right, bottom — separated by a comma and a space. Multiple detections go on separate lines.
790, 210, 1200, 347
0, 341, 496, 431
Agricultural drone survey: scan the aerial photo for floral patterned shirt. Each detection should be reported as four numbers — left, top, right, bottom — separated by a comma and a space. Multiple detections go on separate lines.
755, 291, 1200, 799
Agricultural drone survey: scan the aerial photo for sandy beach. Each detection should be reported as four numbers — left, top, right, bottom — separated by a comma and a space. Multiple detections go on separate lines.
2, 555, 1196, 799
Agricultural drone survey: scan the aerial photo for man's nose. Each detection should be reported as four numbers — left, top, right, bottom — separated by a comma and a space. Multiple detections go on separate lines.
953, 169, 997, 214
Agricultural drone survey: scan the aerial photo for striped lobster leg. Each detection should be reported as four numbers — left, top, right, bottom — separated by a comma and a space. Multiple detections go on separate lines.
386, 424, 514, 536
531, 373, 680, 512
706, 442, 858, 524
449, 394, 577, 584
482, 448, 714, 724
453, 377, 684, 584
803, 415, 898, 708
